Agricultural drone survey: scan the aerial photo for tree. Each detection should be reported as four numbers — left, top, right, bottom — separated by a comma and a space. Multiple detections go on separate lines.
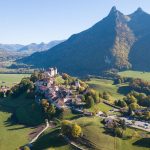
128, 106, 134, 116
20, 78, 34, 90
41, 99, 49, 108
62, 73, 69, 80
93, 92, 100, 103
114, 128, 123, 138
103, 92, 110, 100
23, 146, 30, 150
6, 90, 11, 97
61, 120, 82, 138
78, 87, 85, 93
120, 119, 127, 130
38, 72, 44, 80
144, 111, 150, 120
130, 103, 139, 110
71, 123, 82, 138
115, 100, 127, 108
124, 95, 137, 105
47, 104, 56, 119
0, 91, 4, 98
61, 120, 72, 136
86, 96, 95, 108
81, 95, 85, 102
30, 71, 38, 82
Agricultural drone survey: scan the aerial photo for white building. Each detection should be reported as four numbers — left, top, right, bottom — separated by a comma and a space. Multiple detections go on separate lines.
47, 67, 57, 77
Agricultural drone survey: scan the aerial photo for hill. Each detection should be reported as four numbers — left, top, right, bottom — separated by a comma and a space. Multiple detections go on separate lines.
0, 49, 26, 65
18, 7, 150, 76
0, 40, 64, 53
0, 44, 24, 51
19, 40, 64, 54
0, 40, 64, 68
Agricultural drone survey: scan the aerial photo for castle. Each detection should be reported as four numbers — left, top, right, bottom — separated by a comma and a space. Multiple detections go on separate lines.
48, 67, 57, 77
44, 67, 58, 78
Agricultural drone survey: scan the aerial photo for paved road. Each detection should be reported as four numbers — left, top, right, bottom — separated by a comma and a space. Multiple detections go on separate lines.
120, 117, 150, 132
105, 115, 150, 132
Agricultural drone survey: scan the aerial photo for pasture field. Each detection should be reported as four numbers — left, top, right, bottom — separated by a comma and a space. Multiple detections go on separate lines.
33, 116, 150, 150
118, 71, 150, 82
0, 73, 30, 86
86, 78, 125, 101
88, 102, 113, 113
75, 117, 150, 150
33, 128, 74, 150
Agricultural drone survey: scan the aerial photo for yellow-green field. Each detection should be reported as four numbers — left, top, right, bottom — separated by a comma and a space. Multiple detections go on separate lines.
86, 78, 125, 101
0, 74, 30, 86
118, 71, 150, 82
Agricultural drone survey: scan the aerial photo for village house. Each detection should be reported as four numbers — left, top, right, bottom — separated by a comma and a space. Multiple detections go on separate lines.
0, 86, 10, 93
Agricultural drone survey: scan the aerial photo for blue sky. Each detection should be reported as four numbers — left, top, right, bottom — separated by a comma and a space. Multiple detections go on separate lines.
0, 0, 150, 44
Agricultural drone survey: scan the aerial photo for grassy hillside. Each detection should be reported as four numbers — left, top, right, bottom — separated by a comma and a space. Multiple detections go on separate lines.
0, 105, 33, 150
33, 115, 150, 150
0, 94, 44, 149
0, 74, 30, 87
33, 128, 75, 150
75, 117, 150, 150
1, 93, 45, 126
118, 71, 150, 82
0, 74, 43, 149
86, 78, 125, 101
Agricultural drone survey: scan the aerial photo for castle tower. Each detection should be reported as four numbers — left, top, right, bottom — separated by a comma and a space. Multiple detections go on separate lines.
54, 67, 57, 75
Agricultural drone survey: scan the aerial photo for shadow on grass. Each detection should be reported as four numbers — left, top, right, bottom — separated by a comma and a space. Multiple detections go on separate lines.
0, 104, 19, 127
3, 113, 35, 130
117, 86, 132, 95
32, 129, 71, 150
102, 129, 115, 137
0, 105, 35, 130
133, 138, 150, 148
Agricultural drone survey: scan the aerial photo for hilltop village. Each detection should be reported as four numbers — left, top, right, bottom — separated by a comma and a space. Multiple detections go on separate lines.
34, 67, 94, 115
31, 68, 150, 132
35, 68, 84, 109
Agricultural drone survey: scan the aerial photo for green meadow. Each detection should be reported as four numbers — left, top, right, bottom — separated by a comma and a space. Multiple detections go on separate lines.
0, 74, 30, 87
118, 71, 150, 82
75, 117, 150, 150
86, 78, 125, 101
33, 116, 150, 150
